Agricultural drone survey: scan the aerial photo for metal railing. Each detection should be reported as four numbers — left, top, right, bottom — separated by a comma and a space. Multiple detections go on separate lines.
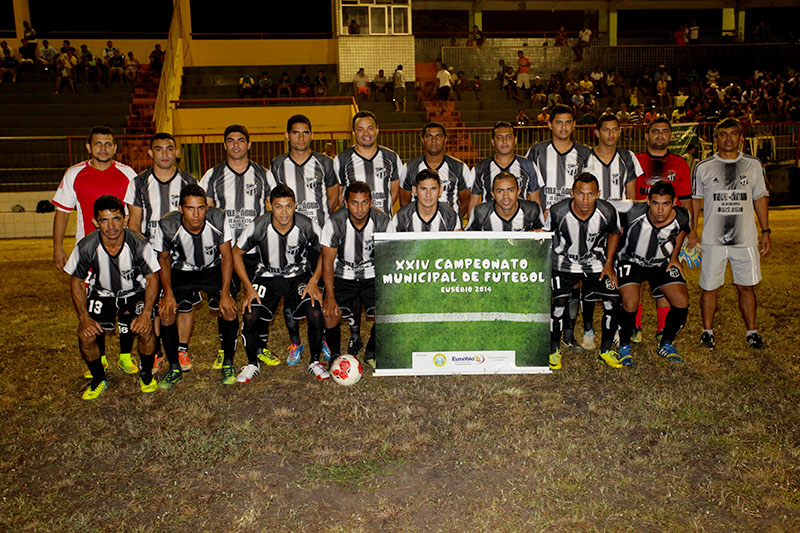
170, 96, 359, 108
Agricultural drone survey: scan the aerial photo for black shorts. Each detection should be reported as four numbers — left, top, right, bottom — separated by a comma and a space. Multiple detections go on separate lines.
552, 270, 618, 302
437, 86, 451, 100
617, 261, 686, 298
249, 273, 320, 321
169, 266, 222, 312
87, 292, 146, 331
334, 277, 375, 318
231, 253, 260, 297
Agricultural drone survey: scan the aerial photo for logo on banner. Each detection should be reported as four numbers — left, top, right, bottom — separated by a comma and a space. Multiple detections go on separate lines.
433, 353, 446, 367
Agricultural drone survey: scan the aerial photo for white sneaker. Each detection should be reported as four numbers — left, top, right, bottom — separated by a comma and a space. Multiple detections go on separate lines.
236, 363, 260, 383
581, 330, 596, 350
308, 361, 330, 380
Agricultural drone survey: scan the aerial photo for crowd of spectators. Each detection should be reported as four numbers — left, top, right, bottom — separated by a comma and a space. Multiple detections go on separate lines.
238, 68, 330, 99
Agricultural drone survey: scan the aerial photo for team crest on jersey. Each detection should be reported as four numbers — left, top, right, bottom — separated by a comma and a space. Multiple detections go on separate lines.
376, 166, 387, 180
611, 172, 620, 185
739, 175, 749, 186
667, 170, 676, 182
286, 244, 301, 258
364, 239, 374, 254
566, 162, 580, 177
297, 283, 307, 297
668, 267, 681, 278
305, 174, 319, 190
204, 244, 216, 256
121, 269, 135, 282
135, 301, 145, 315
170, 193, 180, 206
245, 183, 258, 196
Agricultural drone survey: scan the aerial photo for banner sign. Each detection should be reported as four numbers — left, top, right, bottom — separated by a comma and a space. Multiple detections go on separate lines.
373, 232, 552, 376
668, 123, 698, 155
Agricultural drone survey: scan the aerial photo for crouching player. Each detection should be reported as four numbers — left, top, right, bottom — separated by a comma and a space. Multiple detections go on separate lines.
548, 173, 621, 370
151, 184, 238, 389
617, 180, 690, 364
65, 195, 160, 399
233, 184, 329, 382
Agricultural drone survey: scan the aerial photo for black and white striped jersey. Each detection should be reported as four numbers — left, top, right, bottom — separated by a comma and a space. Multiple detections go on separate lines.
333, 146, 402, 214
548, 198, 620, 274
526, 140, 591, 209
236, 212, 322, 279
124, 168, 198, 238
400, 154, 471, 212
470, 156, 541, 202
582, 148, 642, 201
618, 202, 691, 267
199, 161, 269, 251
64, 229, 160, 298
692, 153, 768, 247
151, 207, 230, 272
321, 207, 393, 280
465, 199, 543, 231
268, 152, 337, 225
391, 201, 461, 232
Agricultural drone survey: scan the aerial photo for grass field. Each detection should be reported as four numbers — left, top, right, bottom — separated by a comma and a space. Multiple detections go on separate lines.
1, 210, 799, 532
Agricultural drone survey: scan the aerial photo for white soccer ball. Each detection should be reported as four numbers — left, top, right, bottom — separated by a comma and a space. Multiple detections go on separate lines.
330, 354, 363, 386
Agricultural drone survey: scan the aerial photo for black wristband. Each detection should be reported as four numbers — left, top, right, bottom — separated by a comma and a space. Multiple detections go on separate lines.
761, 229, 771, 234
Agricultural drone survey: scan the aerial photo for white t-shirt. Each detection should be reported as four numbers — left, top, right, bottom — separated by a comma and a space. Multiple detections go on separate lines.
436, 69, 452, 88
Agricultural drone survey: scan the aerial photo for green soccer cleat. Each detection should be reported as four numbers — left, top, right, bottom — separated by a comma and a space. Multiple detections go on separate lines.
81, 380, 108, 401
212, 350, 225, 370
598, 349, 623, 368
221, 365, 236, 385
549, 348, 562, 370
118, 353, 139, 374
158, 369, 182, 390
258, 349, 281, 366
139, 374, 158, 393
83, 355, 108, 379
631, 327, 643, 344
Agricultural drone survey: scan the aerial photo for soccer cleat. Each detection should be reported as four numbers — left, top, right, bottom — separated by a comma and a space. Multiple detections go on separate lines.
237, 363, 260, 383
178, 350, 193, 372
561, 332, 582, 351
631, 327, 643, 344
598, 349, 623, 368
83, 355, 108, 379
221, 365, 236, 385
657, 343, 684, 363
152, 353, 165, 373
364, 352, 376, 369
308, 361, 330, 380
81, 380, 108, 400
746, 332, 768, 350
618, 344, 634, 367
139, 374, 158, 393
549, 348, 562, 370
158, 369, 182, 390
287, 343, 305, 365
581, 330, 596, 350
348, 336, 364, 356
213, 350, 224, 370
699, 331, 716, 350
655, 330, 664, 344
118, 353, 139, 374
258, 349, 281, 366
321, 340, 332, 362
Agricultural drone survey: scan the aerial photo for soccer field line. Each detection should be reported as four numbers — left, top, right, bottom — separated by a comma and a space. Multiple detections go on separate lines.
376, 312, 550, 323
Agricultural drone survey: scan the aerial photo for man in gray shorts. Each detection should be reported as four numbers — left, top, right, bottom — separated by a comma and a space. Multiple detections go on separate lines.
690, 118, 771, 350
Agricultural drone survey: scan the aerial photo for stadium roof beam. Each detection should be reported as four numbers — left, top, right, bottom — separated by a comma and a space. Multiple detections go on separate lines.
414, 0, 800, 8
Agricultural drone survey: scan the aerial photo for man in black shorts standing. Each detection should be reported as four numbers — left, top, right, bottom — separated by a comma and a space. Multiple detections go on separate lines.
233, 184, 329, 382
321, 182, 393, 369
547, 173, 621, 370
617, 181, 690, 365
64, 195, 160, 400
151, 184, 238, 388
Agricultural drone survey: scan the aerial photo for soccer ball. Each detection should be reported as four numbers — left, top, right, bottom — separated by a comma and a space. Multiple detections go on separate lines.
330, 354, 363, 386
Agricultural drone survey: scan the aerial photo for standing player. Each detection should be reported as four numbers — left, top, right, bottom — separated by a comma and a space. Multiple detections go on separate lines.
126, 132, 198, 372
233, 184, 329, 383
334, 110, 402, 215
578, 113, 644, 350
392, 169, 461, 232
398, 122, 471, 217
469, 121, 541, 213
548, 173, 621, 370
267, 115, 338, 364
617, 181, 691, 365
53, 126, 139, 376
65, 196, 160, 400
627, 117, 694, 343
321, 182, 393, 369
466, 172, 543, 231
151, 184, 238, 389
690, 118, 770, 350
200, 125, 275, 367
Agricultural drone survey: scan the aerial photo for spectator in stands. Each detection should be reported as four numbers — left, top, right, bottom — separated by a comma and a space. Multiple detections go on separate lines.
149, 44, 165, 77
629, 103, 645, 124
571, 87, 585, 113
101, 40, 117, 82
295, 70, 312, 97
554, 26, 567, 47
472, 75, 482, 100
536, 107, 549, 124
108, 49, 125, 83
637, 66, 653, 100
531, 75, 546, 108
752, 21, 770, 43
59, 40, 72, 54
313, 70, 327, 97
453, 70, 466, 100
564, 74, 579, 97
706, 66, 720, 86
644, 106, 660, 123
469, 25, 485, 46
22, 21, 36, 57
39, 40, 58, 72
394, 65, 406, 111
1, 41, 16, 59
238, 73, 256, 98
277, 71, 293, 97
590, 66, 604, 96
353, 67, 369, 101
656, 75, 670, 108
516, 50, 532, 99
546, 82, 562, 108
688, 18, 700, 44
17, 39, 35, 73
503, 66, 517, 100
348, 19, 360, 35
616, 102, 631, 123
0, 49, 19, 83
372, 69, 389, 101
674, 24, 688, 45
573, 25, 591, 61
77, 44, 92, 81
436, 63, 453, 107
605, 69, 618, 105
55, 50, 76, 93
579, 74, 594, 98
515, 108, 531, 126
258, 72, 274, 97
83, 52, 101, 85
124, 52, 140, 84
324, 142, 336, 159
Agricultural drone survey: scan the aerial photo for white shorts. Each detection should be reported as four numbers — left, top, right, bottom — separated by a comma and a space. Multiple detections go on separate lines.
699, 244, 762, 290
517, 72, 530, 88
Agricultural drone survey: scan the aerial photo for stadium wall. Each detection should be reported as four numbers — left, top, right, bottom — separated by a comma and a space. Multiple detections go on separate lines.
185, 39, 337, 67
